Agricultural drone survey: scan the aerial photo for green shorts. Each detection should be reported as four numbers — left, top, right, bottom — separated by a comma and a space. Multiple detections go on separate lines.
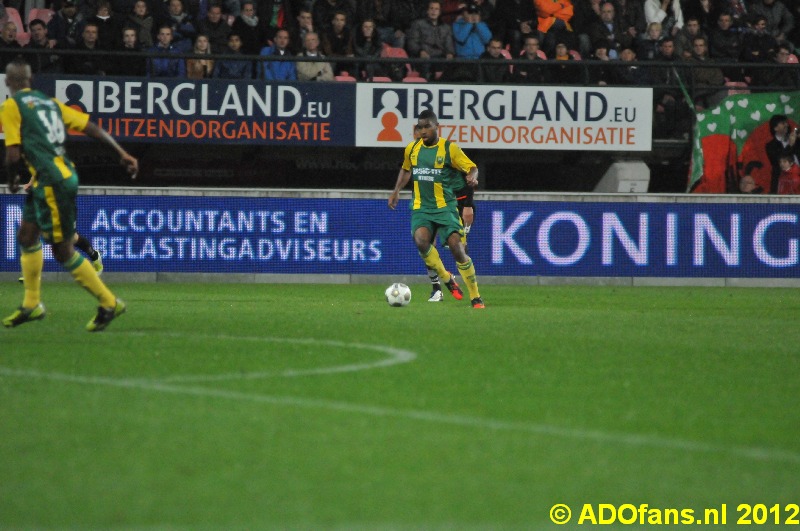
411, 207, 464, 244
26, 177, 79, 244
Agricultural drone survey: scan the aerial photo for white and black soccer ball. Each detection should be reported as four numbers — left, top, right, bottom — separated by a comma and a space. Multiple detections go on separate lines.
385, 283, 412, 307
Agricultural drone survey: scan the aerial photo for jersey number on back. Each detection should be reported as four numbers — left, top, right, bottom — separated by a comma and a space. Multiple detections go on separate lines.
37, 109, 66, 145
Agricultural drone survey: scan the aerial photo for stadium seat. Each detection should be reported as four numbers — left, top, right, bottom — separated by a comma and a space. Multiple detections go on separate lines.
724, 80, 750, 96
380, 44, 412, 78
499, 48, 514, 74
27, 8, 54, 26
370, 76, 393, 82
788, 54, 799, 64
402, 75, 427, 82
334, 72, 357, 82
569, 50, 581, 60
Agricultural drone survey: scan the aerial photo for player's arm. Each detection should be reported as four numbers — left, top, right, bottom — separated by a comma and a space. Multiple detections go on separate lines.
449, 142, 478, 187
59, 101, 139, 179
461, 185, 474, 229
389, 167, 412, 210
1, 99, 24, 193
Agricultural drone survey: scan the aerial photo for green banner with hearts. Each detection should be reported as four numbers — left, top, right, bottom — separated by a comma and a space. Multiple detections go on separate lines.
689, 91, 800, 193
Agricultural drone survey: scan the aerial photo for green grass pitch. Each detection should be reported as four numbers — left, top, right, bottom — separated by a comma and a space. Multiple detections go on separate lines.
1, 282, 799, 529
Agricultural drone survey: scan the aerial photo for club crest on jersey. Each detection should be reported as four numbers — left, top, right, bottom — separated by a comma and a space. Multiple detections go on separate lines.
436, 156, 444, 164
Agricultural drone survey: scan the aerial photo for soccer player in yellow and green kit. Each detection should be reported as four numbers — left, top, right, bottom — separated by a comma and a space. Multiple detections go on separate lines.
388, 109, 484, 308
2, 60, 138, 331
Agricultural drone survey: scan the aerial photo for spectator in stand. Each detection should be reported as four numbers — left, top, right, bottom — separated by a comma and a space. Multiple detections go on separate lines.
312, 0, 355, 34
88, 0, 121, 50
587, 41, 613, 84
406, 0, 455, 80
197, 3, 231, 53
513, 34, 549, 83
651, 37, 690, 137
682, 0, 717, 31
551, 40, 584, 83
258, 0, 294, 43
766, 114, 800, 192
159, 0, 197, 51
186, 33, 215, 78
147, 24, 187, 76
719, 0, 748, 27
588, 1, 632, 59
608, 45, 650, 84
644, 0, 683, 37
685, 35, 725, 110
750, 0, 794, 45
535, 0, 575, 56
259, 27, 297, 79
353, 18, 388, 80
708, 11, 744, 80
321, 10, 355, 75
636, 21, 663, 60
453, 3, 492, 59
0, 22, 21, 71
571, 0, 602, 57
26, 19, 63, 73
759, 43, 800, 90
116, 26, 147, 75
777, 153, 800, 194
489, 0, 535, 55
357, 0, 425, 50
674, 16, 705, 59
213, 32, 252, 77
296, 30, 334, 80
127, 0, 154, 48
478, 37, 510, 82
231, 0, 266, 55
741, 14, 778, 87
289, 8, 314, 53
65, 21, 111, 75
48, 0, 85, 49
615, 0, 647, 41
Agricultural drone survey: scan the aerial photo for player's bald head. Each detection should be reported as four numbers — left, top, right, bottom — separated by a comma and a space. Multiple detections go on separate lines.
5, 60, 32, 92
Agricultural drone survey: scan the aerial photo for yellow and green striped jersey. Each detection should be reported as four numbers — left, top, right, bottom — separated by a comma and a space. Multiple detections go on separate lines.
402, 137, 476, 212
0, 88, 88, 186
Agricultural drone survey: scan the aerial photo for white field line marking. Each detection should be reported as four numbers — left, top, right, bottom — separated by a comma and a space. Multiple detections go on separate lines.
1, 366, 799, 465
118, 333, 418, 383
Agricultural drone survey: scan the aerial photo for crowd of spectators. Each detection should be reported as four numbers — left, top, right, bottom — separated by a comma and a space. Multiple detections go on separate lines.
0, 0, 798, 136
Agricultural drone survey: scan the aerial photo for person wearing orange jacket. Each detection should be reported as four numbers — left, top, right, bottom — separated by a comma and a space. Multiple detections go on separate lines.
535, 0, 576, 55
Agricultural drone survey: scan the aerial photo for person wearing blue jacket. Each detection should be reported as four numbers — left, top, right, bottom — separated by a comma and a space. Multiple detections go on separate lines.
259, 28, 298, 80
452, 4, 492, 59
147, 25, 187, 77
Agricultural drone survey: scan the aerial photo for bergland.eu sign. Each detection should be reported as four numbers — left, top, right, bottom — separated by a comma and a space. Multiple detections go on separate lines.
1, 194, 796, 278
354, 84, 653, 151
31, 75, 356, 146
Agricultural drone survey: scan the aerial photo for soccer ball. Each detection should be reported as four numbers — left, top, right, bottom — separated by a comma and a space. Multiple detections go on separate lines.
385, 283, 412, 307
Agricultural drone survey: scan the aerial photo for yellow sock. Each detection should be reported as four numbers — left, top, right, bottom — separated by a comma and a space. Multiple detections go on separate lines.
420, 245, 451, 283
66, 252, 116, 308
457, 258, 480, 300
21, 243, 43, 309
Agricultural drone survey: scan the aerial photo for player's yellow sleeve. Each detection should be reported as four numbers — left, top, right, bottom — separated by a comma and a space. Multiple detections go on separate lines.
56, 99, 90, 132
448, 142, 476, 174
1, 98, 22, 147
401, 141, 415, 171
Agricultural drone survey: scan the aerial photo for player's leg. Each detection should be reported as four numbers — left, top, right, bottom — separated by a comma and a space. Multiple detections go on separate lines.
46, 181, 125, 331
445, 229, 483, 309
73, 232, 103, 274
412, 217, 457, 292
426, 228, 443, 302
3, 217, 47, 327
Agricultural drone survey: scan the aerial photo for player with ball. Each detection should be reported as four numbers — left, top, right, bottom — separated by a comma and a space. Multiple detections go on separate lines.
388, 110, 484, 309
